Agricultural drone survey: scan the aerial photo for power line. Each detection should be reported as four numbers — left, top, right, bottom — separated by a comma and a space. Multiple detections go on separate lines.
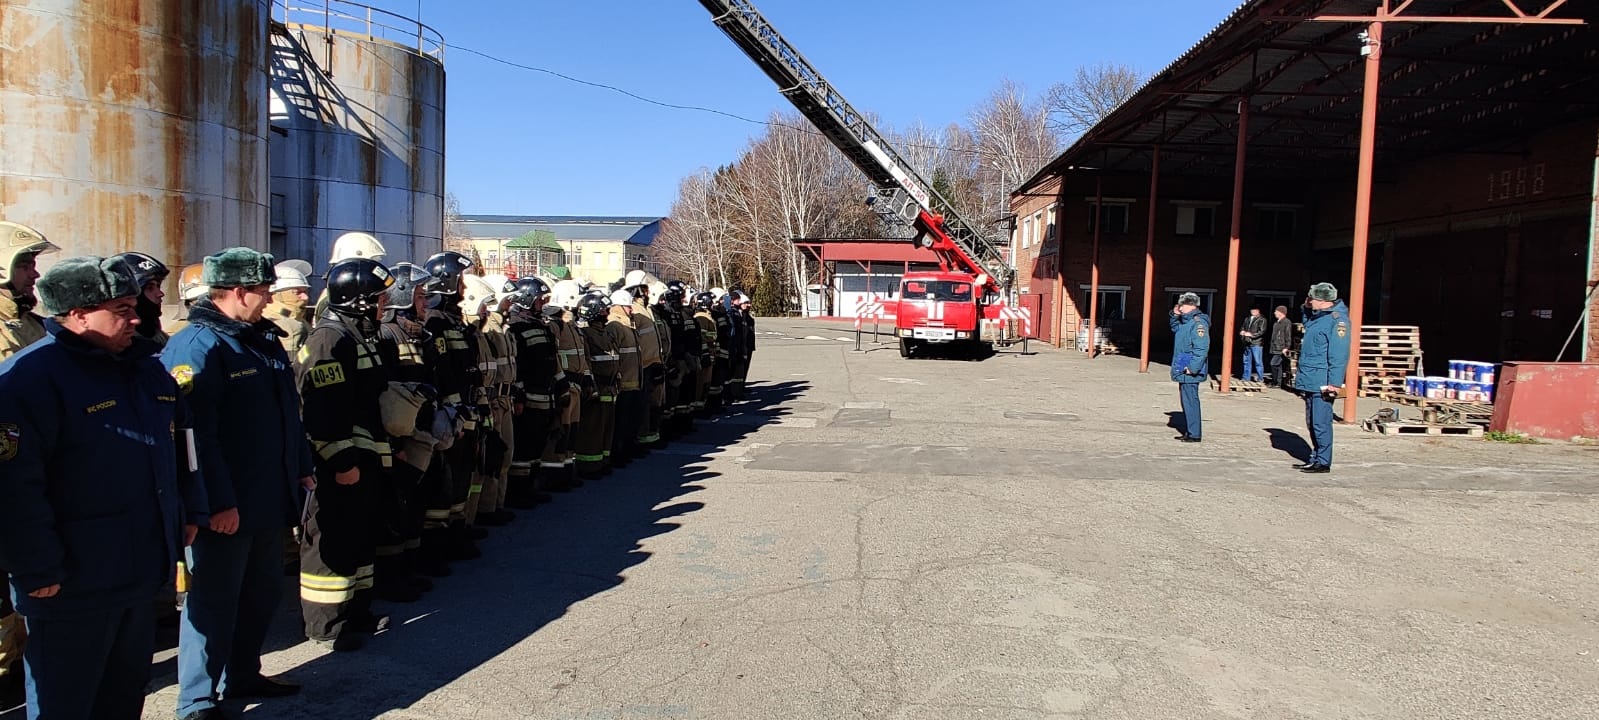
451, 44, 1061, 165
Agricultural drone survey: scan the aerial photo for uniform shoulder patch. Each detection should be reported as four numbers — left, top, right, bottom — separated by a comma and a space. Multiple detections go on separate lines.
171, 365, 196, 394
1336, 323, 1348, 338
0, 423, 19, 462
308, 361, 347, 388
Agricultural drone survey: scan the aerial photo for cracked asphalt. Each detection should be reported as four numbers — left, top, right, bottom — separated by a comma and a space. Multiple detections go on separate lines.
121, 318, 1599, 719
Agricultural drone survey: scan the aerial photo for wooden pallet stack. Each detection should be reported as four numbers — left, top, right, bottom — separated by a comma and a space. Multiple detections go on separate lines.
1357, 325, 1423, 398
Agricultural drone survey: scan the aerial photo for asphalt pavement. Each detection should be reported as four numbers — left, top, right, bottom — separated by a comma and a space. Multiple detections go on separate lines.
93, 318, 1599, 718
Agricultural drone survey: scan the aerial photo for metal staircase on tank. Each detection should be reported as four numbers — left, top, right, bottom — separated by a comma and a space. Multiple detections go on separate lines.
698, 0, 1014, 294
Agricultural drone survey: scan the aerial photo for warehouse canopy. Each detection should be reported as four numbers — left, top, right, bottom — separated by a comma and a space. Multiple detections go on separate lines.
1020, 0, 1595, 187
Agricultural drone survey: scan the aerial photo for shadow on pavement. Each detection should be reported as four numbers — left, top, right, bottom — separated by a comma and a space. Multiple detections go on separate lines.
132, 380, 810, 719
1265, 428, 1312, 462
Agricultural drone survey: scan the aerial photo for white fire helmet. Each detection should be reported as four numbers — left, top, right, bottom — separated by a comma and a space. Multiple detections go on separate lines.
459, 274, 497, 317
0, 221, 60, 284
710, 287, 727, 301
623, 269, 657, 290
330, 231, 386, 263
608, 289, 633, 307
178, 264, 209, 302
550, 280, 586, 310
270, 262, 312, 293
482, 273, 510, 293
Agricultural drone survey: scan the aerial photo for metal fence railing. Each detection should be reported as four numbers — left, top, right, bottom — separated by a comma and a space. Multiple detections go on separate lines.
274, 0, 445, 61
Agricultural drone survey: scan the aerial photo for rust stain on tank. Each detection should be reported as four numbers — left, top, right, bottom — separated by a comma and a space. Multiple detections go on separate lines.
84, 9, 148, 103
409, 75, 425, 192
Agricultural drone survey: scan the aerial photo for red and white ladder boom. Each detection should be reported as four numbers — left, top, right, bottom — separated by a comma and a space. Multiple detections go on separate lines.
698, 0, 1015, 296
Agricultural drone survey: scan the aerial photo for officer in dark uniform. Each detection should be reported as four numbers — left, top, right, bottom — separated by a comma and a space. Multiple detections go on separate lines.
1293, 283, 1352, 473
296, 258, 394, 652
504, 278, 567, 502
161, 247, 314, 718
0, 255, 207, 720
1169, 292, 1210, 442
419, 252, 484, 560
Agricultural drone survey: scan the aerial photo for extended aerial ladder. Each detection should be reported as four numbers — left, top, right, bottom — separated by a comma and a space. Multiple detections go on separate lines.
698, 0, 1015, 297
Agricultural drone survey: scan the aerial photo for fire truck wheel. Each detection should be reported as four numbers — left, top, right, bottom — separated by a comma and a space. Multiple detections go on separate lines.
898, 338, 914, 358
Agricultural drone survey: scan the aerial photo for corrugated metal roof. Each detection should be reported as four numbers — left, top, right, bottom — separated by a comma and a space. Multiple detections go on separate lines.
459, 216, 664, 244
1018, 0, 1596, 189
460, 214, 662, 225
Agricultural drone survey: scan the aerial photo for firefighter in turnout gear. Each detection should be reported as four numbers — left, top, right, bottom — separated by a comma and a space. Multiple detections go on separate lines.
545, 282, 589, 487
503, 278, 565, 505
0, 221, 59, 362
707, 291, 737, 413
461, 275, 516, 527
605, 290, 644, 465
297, 258, 395, 651
421, 251, 484, 560
625, 272, 667, 449
657, 280, 698, 434
574, 294, 619, 478
692, 292, 719, 416
729, 290, 755, 401
372, 262, 440, 596
264, 261, 313, 357
111, 252, 172, 348
376, 262, 457, 580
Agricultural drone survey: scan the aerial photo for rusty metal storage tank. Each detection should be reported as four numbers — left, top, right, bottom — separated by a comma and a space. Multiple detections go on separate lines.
268, 1, 445, 269
0, 0, 271, 271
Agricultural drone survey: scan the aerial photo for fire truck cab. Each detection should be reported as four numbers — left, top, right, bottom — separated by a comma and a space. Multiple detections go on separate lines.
894, 271, 994, 357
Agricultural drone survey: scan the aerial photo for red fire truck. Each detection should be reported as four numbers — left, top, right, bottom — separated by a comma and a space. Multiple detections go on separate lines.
700, 0, 1023, 358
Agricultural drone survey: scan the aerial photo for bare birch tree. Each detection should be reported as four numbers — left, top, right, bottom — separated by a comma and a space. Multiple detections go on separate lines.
971, 80, 1059, 232
654, 170, 719, 288
1044, 62, 1143, 139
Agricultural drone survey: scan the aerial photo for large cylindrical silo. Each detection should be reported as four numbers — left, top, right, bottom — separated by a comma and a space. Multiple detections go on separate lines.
268, 2, 445, 270
0, 0, 271, 273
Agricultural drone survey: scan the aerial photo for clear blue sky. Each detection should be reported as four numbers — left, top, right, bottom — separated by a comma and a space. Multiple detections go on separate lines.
357, 0, 1243, 217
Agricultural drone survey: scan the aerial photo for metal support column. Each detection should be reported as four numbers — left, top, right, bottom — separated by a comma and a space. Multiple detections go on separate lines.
1341, 20, 1383, 422
1139, 147, 1161, 373
1054, 181, 1068, 347
1219, 101, 1250, 394
1087, 176, 1104, 358
1302, 0, 1584, 416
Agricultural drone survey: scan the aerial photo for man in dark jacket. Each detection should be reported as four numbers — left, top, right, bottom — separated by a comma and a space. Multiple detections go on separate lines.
1268, 305, 1293, 388
0, 256, 206, 720
1239, 306, 1266, 383
162, 248, 315, 719
1169, 293, 1210, 443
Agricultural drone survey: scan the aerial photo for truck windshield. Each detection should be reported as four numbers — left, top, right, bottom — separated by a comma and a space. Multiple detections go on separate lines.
901, 280, 973, 302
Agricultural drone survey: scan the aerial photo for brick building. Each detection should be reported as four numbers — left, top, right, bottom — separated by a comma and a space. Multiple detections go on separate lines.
1011, 0, 1597, 374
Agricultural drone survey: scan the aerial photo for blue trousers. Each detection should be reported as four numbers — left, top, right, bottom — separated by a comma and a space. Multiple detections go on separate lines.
177, 528, 285, 716
1178, 382, 1202, 439
22, 600, 155, 720
1304, 392, 1335, 466
1242, 345, 1264, 381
